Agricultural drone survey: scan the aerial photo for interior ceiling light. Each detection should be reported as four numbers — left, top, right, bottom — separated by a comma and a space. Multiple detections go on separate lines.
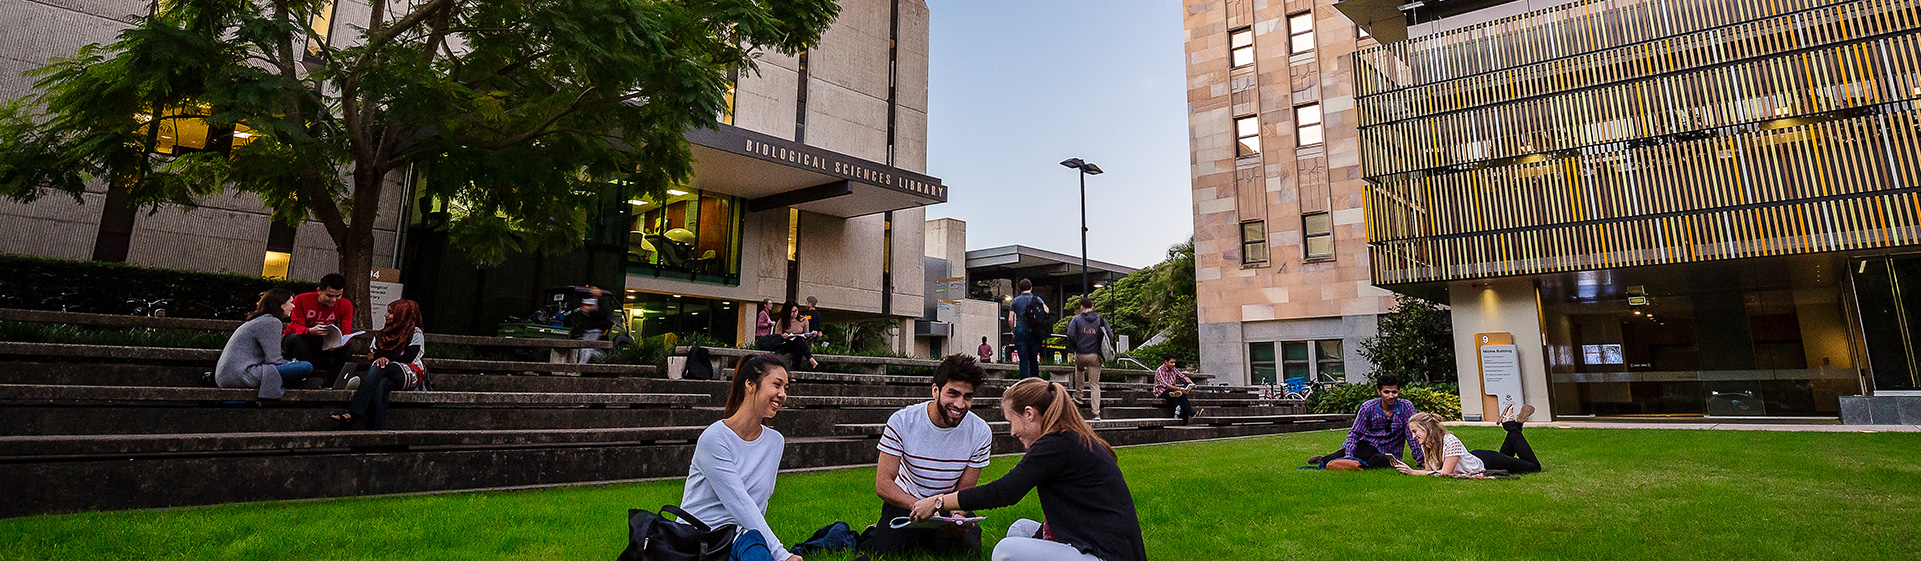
628, 199, 649, 205
666, 189, 689, 196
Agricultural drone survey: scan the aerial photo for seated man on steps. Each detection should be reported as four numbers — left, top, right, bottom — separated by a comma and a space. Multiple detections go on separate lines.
858, 354, 994, 556
1307, 374, 1423, 470
281, 273, 355, 386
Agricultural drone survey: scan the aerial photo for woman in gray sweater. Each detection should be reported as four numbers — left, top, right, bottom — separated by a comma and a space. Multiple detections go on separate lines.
215, 288, 315, 399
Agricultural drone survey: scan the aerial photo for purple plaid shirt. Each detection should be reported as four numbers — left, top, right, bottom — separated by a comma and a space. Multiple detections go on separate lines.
1342, 397, 1422, 464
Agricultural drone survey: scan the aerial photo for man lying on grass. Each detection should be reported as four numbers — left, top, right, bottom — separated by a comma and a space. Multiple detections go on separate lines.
1306, 374, 1424, 470
858, 355, 994, 556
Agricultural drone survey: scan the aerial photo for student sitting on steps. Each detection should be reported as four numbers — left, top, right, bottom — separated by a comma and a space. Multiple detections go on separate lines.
907, 377, 1148, 561
214, 288, 314, 400
857, 354, 995, 556
1396, 405, 1543, 478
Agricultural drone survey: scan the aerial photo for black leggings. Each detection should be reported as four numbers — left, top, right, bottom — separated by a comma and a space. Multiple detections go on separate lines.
1468, 421, 1542, 474
348, 363, 408, 429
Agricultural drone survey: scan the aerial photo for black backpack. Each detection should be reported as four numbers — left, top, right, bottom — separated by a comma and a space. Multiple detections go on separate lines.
1018, 295, 1052, 336
683, 346, 716, 381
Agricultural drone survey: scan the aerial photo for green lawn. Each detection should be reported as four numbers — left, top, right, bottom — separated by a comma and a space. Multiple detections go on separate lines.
3, 427, 1918, 560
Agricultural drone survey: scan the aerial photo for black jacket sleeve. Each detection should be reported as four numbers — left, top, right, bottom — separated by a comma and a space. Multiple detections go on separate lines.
956, 434, 1065, 511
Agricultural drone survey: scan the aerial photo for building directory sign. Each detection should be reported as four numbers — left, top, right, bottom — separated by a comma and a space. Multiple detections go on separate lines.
1475, 332, 1523, 419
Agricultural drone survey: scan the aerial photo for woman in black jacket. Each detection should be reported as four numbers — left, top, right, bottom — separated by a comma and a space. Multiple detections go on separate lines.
908, 377, 1147, 561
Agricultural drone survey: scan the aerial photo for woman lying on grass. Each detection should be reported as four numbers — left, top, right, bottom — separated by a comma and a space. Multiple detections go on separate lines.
1396, 405, 1542, 478
680, 354, 802, 561
907, 377, 1148, 561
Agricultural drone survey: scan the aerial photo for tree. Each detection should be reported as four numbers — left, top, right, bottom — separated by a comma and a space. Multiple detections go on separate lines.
0, 0, 837, 328
1062, 238, 1199, 363
1358, 293, 1455, 385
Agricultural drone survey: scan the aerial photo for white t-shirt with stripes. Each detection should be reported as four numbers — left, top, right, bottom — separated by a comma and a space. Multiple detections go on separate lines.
1441, 433, 1485, 476
878, 402, 994, 499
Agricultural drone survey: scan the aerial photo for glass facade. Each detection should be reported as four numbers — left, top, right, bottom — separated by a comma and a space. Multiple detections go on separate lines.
1852, 255, 1921, 392
1541, 261, 1861, 417
1249, 340, 1343, 386
623, 291, 739, 344
625, 187, 743, 285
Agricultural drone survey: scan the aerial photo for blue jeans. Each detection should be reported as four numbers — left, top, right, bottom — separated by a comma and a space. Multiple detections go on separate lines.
276, 361, 315, 383
1013, 329, 1041, 379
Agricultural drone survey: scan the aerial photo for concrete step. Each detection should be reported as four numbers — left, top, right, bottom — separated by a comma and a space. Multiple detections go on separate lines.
0, 419, 1349, 518
0, 342, 654, 376
831, 417, 1186, 436
0, 384, 705, 407
1194, 413, 1352, 426
0, 427, 710, 458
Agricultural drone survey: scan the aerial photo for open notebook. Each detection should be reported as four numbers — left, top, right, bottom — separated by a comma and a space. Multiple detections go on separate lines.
887, 515, 985, 530
318, 327, 366, 350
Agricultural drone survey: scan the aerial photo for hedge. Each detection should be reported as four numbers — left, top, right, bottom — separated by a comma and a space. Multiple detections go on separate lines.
0, 254, 313, 319
1307, 382, 1463, 421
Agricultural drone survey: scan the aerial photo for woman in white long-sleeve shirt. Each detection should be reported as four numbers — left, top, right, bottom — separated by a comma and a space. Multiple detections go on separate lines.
679, 354, 802, 561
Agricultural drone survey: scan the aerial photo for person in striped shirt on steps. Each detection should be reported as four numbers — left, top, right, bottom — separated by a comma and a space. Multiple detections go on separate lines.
858, 355, 994, 556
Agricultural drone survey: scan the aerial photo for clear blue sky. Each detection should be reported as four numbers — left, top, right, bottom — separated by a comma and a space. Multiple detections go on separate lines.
923, 0, 1191, 269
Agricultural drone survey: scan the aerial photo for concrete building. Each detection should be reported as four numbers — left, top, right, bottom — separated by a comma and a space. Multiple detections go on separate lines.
1182, 0, 1394, 387
916, 218, 1003, 359
0, 0, 943, 349
1347, 0, 1921, 422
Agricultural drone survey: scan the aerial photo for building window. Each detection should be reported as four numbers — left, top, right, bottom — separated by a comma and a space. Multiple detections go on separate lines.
1250, 342, 1277, 385
627, 187, 744, 283
1304, 212, 1333, 259
1229, 28, 1255, 68
1288, 12, 1315, 54
305, 1, 338, 61
721, 75, 737, 126
1241, 220, 1268, 264
262, 251, 292, 278
1235, 115, 1261, 157
1278, 339, 1344, 384
1295, 103, 1324, 146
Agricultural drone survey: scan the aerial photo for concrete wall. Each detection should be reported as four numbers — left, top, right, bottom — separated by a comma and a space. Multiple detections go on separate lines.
1447, 278, 1552, 421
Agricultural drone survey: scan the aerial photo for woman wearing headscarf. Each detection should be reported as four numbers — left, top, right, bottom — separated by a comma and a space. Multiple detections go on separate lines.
329, 299, 427, 429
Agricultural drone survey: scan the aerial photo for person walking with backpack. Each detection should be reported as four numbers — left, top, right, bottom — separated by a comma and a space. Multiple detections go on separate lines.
1064, 298, 1111, 420
1005, 279, 1049, 380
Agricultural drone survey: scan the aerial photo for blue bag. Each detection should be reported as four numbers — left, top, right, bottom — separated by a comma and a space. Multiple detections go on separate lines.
789, 521, 857, 555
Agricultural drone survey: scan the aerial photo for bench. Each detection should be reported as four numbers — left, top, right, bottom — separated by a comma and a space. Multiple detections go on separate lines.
0, 341, 655, 377
0, 308, 615, 365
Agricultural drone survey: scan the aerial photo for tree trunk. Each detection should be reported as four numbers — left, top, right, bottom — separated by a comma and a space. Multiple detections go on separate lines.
337, 166, 386, 332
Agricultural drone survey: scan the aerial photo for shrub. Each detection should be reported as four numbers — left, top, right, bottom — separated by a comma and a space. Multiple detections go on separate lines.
0, 254, 310, 318
0, 321, 229, 348
1306, 382, 1463, 421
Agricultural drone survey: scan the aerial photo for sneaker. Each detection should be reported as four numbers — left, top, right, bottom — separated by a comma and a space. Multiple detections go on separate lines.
343, 376, 361, 391
1306, 455, 1325, 466
1515, 404, 1536, 423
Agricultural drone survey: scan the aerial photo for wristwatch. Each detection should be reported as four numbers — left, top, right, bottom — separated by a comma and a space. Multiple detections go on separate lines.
933, 495, 944, 511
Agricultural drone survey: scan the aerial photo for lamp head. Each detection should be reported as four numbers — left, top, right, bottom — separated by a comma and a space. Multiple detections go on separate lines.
1082, 163, 1103, 175
1059, 158, 1085, 169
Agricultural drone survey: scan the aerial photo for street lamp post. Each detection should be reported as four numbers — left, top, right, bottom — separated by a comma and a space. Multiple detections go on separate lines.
1059, 158, 1103, 303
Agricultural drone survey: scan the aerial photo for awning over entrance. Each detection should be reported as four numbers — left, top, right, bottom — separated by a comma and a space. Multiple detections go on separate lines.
684, 125, 946, 217
1334, 0, 1410, 43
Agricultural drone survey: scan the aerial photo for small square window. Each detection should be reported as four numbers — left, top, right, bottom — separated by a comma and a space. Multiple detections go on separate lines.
1304, 213, 1333, 259
1230, 28, 1255, 68
1235, 116, 1261, 157
1295, 103, 1324, 146
1241, 220, 1269, 264
1288, 13, 1315, 54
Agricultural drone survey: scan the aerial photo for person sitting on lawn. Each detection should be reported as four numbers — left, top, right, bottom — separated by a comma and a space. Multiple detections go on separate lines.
858, 354, 994, 556
1152, 355, 1198, 421
907, 378, 1148, 561
680, 354, 802, 561
1306, 374, 1424, 470
329, 299, 427, 429
1397, 405, 1542, 477
215, 288, 314, 400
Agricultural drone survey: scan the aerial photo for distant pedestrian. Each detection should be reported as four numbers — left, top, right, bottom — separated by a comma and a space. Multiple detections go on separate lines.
282, 273, 354, 385
801, 296, 824, 343
754, 299, 777, 348
566, 287, 614, 364
1064, 298, 1111, 420
216, 288, 314, 400
776, 300, 818, 370
1153, 356, 1197, 421
977, 336, 993, 363
1005, 279, 1049, 379
330, 299, 427, 429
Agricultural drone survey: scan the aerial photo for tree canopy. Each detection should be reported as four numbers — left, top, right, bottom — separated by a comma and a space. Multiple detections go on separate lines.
1060, 238, 1198, 363
0, 0, 838, 327
1358, 293, 1455, 385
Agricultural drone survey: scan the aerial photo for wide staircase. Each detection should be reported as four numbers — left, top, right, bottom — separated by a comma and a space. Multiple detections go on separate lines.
0, 309, 1347, 518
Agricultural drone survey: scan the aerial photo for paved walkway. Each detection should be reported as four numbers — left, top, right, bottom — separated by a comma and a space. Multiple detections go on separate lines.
1446, 420, 1921, 432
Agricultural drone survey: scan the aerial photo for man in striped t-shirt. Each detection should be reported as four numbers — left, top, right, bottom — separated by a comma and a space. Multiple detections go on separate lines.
859, 355, 994, 555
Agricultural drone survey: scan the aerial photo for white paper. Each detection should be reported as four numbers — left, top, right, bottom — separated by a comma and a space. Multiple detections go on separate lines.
324, 329, 366, 350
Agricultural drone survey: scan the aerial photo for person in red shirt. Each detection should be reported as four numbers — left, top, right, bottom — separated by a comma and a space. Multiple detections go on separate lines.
282, 273, 355, 386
